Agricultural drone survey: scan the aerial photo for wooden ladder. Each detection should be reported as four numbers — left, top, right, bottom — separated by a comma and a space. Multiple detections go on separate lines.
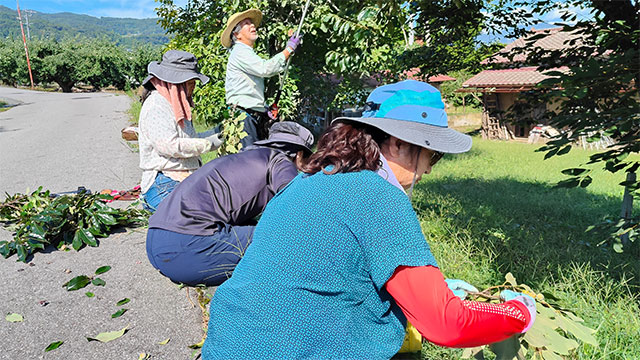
482, 93, 503, 139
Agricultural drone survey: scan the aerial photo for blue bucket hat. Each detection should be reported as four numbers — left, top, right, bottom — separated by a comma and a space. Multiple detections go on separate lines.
333, 80, 471, 154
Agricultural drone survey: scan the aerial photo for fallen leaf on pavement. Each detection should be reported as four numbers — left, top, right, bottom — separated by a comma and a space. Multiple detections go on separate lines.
87, 326, 129, 343
5, 313, 23, 322
45, 341, 64, 352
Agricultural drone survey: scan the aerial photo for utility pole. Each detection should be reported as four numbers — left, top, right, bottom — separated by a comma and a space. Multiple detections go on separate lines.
16, 0, 34, 89
24, 9, 34, 40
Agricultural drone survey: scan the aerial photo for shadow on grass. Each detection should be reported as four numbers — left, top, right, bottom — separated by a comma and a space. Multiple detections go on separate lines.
412, 177, 639, 292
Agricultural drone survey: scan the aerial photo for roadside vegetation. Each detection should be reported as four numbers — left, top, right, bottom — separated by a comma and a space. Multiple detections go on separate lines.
416, 138, 639, 359
0, 38, 161, 92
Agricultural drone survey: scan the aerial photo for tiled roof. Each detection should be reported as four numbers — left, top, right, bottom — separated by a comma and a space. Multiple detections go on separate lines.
461, 67, 569, 90
403, 68, 456, 82
482, 27, 583, 65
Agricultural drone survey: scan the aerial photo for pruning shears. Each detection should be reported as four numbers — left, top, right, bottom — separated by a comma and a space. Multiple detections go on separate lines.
268, 0, 312, 120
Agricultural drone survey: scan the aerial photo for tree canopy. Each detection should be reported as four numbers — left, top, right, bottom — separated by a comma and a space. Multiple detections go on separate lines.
155, 0, 497, 126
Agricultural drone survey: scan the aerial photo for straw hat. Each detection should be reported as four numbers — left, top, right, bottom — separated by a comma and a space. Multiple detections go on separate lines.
220, 9, 263, 48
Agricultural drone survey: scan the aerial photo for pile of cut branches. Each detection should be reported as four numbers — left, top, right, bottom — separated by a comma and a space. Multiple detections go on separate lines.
463, 273, 598, 360
0, 188, 148, 262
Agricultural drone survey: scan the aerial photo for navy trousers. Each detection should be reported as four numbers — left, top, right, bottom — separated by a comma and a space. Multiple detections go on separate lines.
146, 224, 254, 286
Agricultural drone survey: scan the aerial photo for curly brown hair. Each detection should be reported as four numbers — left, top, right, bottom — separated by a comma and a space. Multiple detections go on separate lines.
297, 121, 388, 175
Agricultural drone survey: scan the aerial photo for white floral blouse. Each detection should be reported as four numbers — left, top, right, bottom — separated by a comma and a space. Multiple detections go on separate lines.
138, 91, 216, 193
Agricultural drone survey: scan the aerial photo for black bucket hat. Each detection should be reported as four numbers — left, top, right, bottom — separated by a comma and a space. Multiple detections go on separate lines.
141, 50, 209, 86
254, 121, 314, 154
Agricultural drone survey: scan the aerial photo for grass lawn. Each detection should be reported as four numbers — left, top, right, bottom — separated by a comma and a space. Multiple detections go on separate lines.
414, 138, 639, 359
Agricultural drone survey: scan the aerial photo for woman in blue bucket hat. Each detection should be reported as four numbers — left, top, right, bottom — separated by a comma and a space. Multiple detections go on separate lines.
202, 80, 536, 359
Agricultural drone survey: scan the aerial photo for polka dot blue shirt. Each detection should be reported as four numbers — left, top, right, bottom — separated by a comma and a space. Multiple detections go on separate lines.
202, 169, 438, 359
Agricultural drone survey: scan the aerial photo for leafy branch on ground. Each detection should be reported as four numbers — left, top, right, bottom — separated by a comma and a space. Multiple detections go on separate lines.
461, 273, 598, 360
63, 266, 112, 291
0, 188, 149, 262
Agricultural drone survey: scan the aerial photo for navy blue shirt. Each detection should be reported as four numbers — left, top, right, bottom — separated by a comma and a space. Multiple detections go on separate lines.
149, 146, 298, 236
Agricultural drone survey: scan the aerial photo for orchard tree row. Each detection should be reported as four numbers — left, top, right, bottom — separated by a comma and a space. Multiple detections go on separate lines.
0, 37, 162, 92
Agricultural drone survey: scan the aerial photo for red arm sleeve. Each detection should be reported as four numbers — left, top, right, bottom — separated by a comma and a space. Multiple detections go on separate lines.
386, 265, 531, 348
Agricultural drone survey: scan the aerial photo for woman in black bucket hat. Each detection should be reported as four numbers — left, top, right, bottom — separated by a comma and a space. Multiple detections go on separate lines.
145, 121, 314, 287
201, 80, 536, 359
138, 50, 224, 212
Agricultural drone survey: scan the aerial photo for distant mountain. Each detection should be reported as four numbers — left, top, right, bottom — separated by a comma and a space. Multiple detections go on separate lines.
0, 5, 169, 46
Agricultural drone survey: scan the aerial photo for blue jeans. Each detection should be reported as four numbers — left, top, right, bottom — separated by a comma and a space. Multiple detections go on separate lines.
146, 224, 255, 286
142, 172, 179, 213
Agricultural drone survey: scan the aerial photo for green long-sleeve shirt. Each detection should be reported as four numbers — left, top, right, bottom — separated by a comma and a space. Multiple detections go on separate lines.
225, 42, 286, 112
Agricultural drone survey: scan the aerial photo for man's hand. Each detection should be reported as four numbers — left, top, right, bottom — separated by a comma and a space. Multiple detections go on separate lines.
268, 103, 279, 120
286, 34, 302, 53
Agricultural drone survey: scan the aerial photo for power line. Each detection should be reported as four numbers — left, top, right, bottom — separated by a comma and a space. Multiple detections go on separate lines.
16, 0, 34, 89
23, 9, 35, 40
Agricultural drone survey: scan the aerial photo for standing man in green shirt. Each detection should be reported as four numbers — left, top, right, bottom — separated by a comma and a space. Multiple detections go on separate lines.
221, 9, 302, 149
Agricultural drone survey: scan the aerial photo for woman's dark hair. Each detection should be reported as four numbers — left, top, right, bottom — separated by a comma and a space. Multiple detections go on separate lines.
297, 121, 388, 175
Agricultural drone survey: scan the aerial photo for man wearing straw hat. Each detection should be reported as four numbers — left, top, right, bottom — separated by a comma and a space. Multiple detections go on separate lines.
221, 8, 302, 150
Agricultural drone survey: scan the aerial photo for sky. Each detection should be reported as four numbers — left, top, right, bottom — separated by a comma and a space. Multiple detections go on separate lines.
2, 0, 594, 22
0, 0, 189, 19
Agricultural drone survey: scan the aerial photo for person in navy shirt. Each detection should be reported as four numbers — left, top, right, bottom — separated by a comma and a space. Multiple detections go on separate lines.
146, 121, 314, 286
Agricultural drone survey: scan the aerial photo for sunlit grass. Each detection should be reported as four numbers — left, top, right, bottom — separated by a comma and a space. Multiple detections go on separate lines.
125, 89, 142, 125
414, 137, 639, 359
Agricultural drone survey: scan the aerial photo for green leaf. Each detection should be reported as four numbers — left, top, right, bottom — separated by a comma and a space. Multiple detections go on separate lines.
158, 338, 170, 345
543, 328, 579, 355
63, 275, 91, 291
188, 338, 205, 349
72, 230, 84, 251
92, 278, 106, 286
45, 341, 64, 352
116, 298, 130, 306
78, 228, 98, 247
87, 326, 129, 343
85, 292, 95, 298
95, 212, 117, 226
524, 323, 548, 348
555, 313, 598, 346
540, 349, 564, 360
111, 308, 128, 318
5, 313, 23, 322
95, 266, 111, 275
16, 245, 27, 262
488, 335, 521, 359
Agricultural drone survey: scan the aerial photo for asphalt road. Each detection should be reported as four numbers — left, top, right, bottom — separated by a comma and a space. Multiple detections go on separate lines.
0, 87, 204, 359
